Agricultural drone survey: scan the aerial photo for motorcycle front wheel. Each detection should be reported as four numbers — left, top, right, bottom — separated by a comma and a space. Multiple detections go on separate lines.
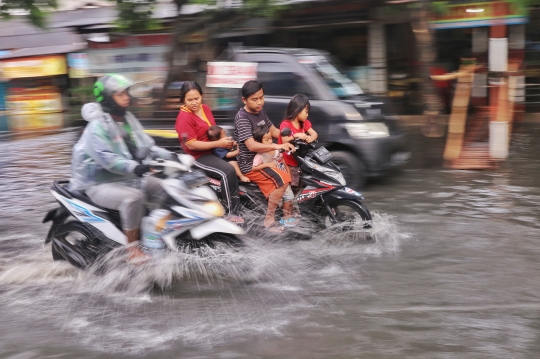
177, 233, 244, 252
322, 200, 373, 241
203, 233, 245, 249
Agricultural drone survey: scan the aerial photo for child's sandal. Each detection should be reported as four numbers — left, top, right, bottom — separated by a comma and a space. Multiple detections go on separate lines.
279, 217, 299, 228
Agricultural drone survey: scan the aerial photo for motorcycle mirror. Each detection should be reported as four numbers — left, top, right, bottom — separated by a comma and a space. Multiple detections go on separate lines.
280, 128, 292, 137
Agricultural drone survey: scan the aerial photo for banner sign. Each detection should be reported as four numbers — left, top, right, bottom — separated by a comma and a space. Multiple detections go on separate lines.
86, 46, 169, 75
8, 113, 63, 131
5, 87, 62, 115
430, 1, 527, 30
1, 56, 67, 79
206, 62, 257, 88
87, 34, 172, 50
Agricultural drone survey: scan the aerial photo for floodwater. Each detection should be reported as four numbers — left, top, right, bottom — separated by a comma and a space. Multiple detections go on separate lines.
1, 127, 540, 359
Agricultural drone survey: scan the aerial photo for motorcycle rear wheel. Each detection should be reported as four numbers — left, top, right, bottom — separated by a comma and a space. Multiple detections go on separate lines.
51, 221, 108, 269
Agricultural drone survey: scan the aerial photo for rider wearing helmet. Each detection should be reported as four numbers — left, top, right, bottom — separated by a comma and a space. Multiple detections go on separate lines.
70, 73, 174, 262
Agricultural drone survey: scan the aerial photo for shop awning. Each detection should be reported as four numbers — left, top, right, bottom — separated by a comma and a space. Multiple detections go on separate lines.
430, 0, 528, 30
0, 20, 86, 60
0, 44, 87, 60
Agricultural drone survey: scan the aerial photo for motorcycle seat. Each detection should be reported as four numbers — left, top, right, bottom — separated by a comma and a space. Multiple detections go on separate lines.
67, 189, 120, 216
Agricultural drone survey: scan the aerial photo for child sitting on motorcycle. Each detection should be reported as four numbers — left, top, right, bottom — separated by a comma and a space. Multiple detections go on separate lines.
207, 125, 250, 183
252, 124, 298, 227
278, 94, 318, 187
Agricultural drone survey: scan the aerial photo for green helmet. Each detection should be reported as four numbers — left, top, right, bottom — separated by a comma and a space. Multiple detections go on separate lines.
93, 73, 134, 103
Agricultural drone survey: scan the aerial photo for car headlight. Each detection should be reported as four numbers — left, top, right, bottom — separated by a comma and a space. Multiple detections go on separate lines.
344, 122, 389, 138
309, 161, 346, 185
201, 201, 225, 217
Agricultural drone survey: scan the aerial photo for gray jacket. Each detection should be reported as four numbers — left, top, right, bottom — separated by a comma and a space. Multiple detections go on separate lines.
70, 102, 172, 191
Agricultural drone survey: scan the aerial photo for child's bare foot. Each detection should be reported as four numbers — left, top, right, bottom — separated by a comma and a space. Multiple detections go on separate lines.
127, 245, 151, 265
239, 175, 250, 182
264, 221, 284, 233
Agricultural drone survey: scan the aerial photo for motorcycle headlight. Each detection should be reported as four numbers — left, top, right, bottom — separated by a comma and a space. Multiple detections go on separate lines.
201, 201, 225, 217
309, 161, 346, 185
344, 122, 389, 138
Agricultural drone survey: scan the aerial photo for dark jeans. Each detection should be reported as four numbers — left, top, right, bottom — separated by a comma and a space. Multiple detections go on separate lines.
194, 154, 240, 215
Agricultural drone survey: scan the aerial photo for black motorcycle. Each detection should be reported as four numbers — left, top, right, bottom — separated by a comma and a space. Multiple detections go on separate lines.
207, 128, 372, 236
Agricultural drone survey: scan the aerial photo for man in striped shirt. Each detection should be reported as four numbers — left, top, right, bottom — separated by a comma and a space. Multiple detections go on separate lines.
234, 80, 296, 231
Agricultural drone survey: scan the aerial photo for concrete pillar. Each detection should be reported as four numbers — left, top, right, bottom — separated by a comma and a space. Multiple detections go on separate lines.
368, 23, 387, 96
488, 25, 509, 160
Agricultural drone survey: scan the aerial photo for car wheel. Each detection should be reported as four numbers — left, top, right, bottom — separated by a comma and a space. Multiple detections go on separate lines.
330, 151, 366, 190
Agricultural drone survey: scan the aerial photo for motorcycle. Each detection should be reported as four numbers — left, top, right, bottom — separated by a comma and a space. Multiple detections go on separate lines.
43, 154, 245, 269
207, 128, 373, 237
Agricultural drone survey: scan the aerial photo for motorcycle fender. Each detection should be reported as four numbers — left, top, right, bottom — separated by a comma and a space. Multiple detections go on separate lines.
43, 207, 70, 244
322, 188, 364, 204
43, 208, 58, 223
53, 193, 127, 245
161, 227, 191, 252
190, 218, 245, 240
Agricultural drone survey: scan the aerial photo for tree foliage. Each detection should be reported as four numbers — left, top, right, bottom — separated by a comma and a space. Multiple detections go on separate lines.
189, 0, 286, 18
0, 0, 170, 31
0, 0, 57, 28
112, 0, 161, 33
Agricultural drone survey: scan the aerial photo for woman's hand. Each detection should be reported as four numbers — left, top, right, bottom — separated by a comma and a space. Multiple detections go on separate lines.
305, 135, 314, 143
216, 136, 234, 149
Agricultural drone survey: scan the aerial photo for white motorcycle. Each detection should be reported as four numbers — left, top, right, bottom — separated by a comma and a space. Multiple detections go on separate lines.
43, 155, 245, 269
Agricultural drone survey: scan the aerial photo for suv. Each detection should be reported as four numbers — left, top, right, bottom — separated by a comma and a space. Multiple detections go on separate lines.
224, 47, 409, 189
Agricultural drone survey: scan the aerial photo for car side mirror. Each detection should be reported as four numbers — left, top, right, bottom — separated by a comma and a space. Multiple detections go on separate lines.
280, 128, 292, 137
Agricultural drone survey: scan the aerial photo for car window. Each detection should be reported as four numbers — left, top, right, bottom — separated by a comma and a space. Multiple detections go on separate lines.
257, 62, 315, 98
298, 55, 363, 98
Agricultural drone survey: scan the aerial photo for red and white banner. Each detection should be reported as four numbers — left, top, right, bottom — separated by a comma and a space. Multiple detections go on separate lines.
206, 62, 257, 88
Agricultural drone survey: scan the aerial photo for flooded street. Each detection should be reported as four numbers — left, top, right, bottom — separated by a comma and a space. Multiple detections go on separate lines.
1, 127, 540, 359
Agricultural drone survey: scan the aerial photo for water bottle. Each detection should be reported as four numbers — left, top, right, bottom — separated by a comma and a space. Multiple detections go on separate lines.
140, 209, 170, 249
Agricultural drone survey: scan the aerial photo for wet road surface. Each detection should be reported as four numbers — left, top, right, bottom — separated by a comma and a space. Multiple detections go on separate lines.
0, 127, 539, 358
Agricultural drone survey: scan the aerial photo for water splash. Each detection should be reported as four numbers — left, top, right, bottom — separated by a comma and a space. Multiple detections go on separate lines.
0, 132, 413, 355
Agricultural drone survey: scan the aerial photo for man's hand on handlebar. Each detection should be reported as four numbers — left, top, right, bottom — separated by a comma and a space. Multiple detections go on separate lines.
278, 143, 296, 153
134, 164, 152, 177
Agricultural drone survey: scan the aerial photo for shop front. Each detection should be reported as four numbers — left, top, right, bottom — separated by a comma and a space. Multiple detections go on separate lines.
428, 0, 528, 166
1, 55, 68, 132
85, 33, 173, 114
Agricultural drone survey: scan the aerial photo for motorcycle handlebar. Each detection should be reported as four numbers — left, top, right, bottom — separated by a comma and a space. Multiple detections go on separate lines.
290, 139, 318, 148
